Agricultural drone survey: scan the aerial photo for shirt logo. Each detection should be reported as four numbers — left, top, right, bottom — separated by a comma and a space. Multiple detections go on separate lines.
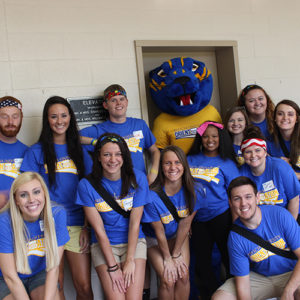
44, 158, 78, 175
27, 237, 45, 257
249, 236, 286, 262
0, 158, 23, 179
190, 167, 220, 184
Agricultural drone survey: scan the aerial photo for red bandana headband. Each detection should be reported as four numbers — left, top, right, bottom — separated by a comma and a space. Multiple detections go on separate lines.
197, 121, 224, 136
241, 138, 267, 152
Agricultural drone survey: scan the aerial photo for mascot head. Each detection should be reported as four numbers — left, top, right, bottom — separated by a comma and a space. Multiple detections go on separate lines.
149, 57, 213, 116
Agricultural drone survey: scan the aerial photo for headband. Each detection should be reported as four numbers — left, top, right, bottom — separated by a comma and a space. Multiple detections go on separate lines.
99, 135, 121, 144
241, 84, 262, 96
197, 121, 224, 136
241, 138, 267, 152
0, 99, 22, 111
105, 90, 127, 101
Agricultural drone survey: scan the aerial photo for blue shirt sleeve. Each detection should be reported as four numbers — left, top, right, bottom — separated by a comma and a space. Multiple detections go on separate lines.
275, 159, 299, 201
140, 120, 156, 149
20, 145, 42, 173
228, 231, 251, 276
52, 205, 70, 247
143, 199, 161, 223
76, 178, 96, 207
0, 212, 13, 253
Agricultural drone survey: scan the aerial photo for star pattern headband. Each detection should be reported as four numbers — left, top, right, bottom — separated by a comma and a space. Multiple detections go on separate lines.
105, 90, 127, 101
241, 138, 267, 152
0, 99, 22, 111
197, 121, 224, 136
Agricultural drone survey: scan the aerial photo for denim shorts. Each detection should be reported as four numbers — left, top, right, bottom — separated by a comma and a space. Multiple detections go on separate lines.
0, 269, 46, 299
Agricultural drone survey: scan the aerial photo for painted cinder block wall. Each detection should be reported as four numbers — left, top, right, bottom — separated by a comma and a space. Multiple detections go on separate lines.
1, 0, 300, 298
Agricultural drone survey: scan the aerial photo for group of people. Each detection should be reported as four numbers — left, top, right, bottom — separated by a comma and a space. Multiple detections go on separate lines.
0, 83, 299, 300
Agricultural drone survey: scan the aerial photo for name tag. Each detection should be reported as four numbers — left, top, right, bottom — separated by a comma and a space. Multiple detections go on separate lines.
39, 220, 44, 232
263, 180, 275, 192
133, 130, 143, 139
122, 197, 133, 211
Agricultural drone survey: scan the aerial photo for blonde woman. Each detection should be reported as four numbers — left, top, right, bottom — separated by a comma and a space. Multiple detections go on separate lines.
0, 172, 69, 300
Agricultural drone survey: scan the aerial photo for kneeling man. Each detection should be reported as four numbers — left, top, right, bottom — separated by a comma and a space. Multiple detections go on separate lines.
213, 176, 300, 300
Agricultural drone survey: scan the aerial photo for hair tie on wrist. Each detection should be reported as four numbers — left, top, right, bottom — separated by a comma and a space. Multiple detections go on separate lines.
150, 168, 158, 175
107, 264, 119, 272
172, 253, 182, 259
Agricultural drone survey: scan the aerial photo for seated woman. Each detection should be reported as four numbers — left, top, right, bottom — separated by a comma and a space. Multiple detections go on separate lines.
268, 99, 300, 180
0, 172, 69, 300
224, 106, 250, 165
240, 126, 300, 219
76, 133, 149, 300
143, 145, 206, 300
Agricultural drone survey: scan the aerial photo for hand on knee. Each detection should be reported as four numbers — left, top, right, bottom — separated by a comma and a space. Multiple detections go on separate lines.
177, 273, 189, 286
160, 276, 175, 291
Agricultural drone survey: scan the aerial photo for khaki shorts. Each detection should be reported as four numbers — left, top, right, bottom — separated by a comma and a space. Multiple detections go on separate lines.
145, 235, 176, 248
91, 238, 147, 267
217, 271, 293, 300
64, 226, 86, 253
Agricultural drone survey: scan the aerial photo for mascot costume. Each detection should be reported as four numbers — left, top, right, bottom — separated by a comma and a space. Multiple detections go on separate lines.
149, 57, 221, 153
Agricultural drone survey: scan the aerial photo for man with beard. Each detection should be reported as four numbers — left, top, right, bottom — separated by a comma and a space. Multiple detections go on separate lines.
212, 176, 300, 300
0, 96, 28, 208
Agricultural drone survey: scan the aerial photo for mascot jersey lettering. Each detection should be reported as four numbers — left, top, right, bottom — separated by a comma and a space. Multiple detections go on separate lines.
187, 153, 239, 221
240, 156, 299, 208
0, 206, 69, 278
76, 169, 150, 245
267, 139, 300, 173
228, 205, 300, 277
0, 140, 28, 192
153, 105, 221, 154
80, 118, 156, 173
20, 143, 84, 226
143, 185, 206, 239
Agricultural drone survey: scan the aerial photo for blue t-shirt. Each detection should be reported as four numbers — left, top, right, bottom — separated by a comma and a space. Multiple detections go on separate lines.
143, 184, 206, 239
240, 156, 300, 208
20, 143, 85, 226
187, 153, 239, 221
0, 140, 28, 194
80, 117, 156, 173
76, 169, 150, 245
252, 119, 271, 140
0, 205, 69, 279
267, 139, 300, 173
228, 205, 300, 277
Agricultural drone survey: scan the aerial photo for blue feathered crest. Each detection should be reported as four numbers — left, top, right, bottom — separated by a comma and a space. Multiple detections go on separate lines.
149, 57, 213, 116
